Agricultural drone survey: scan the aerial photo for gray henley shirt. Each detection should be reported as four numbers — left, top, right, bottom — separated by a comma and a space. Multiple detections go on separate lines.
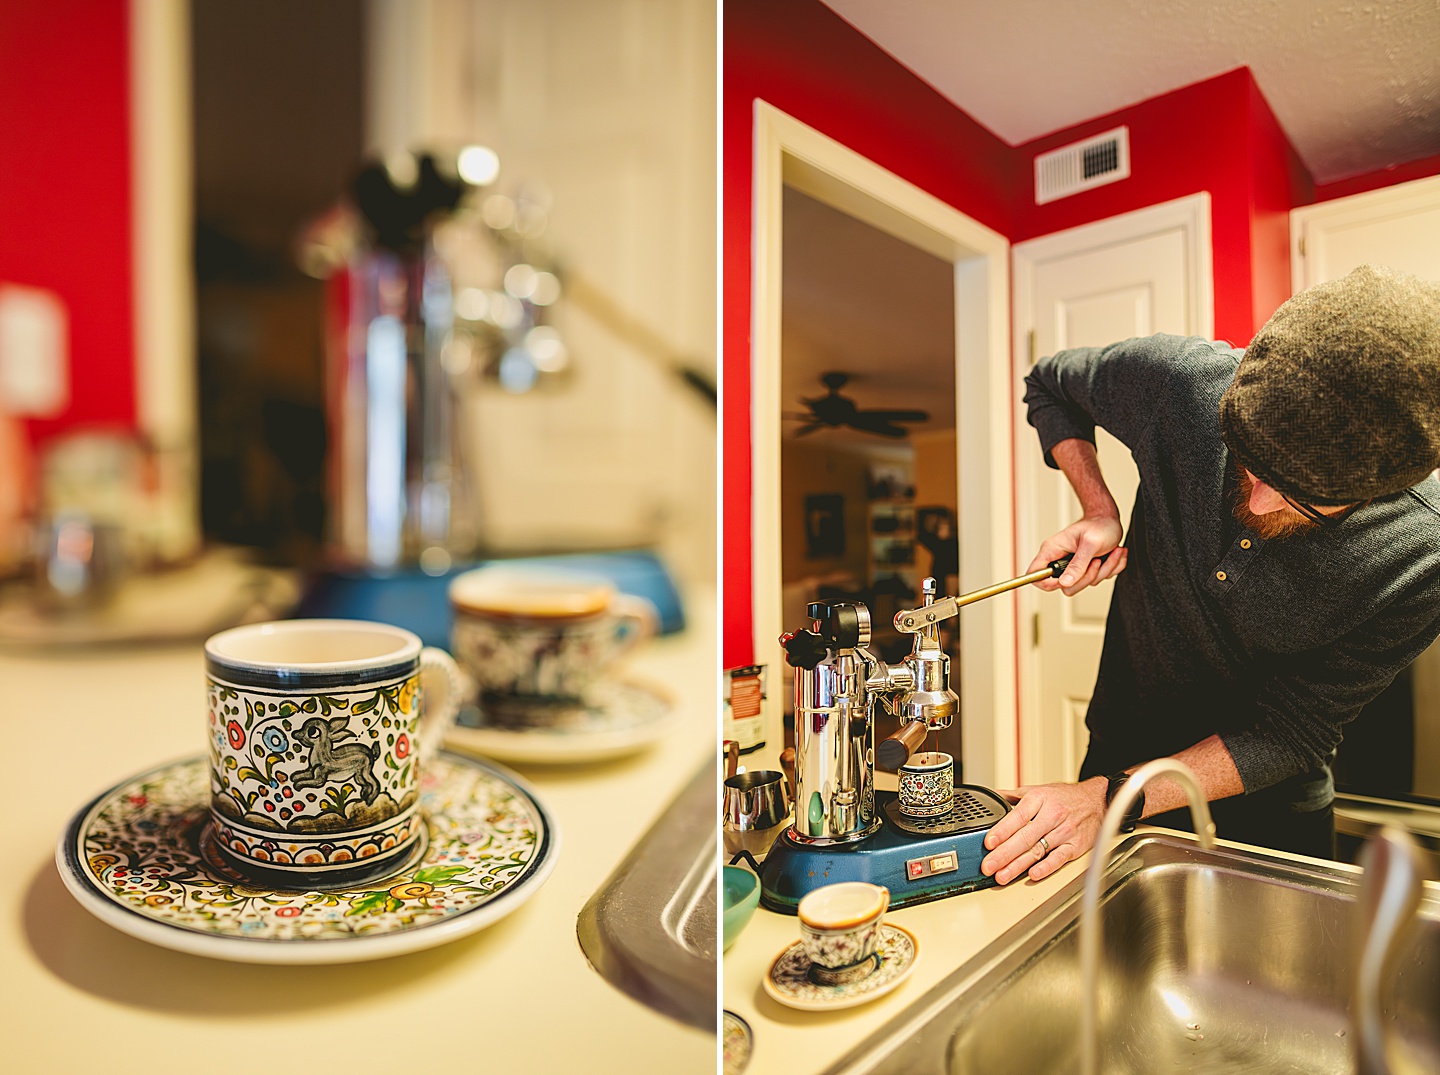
1023, 334, 1440, 800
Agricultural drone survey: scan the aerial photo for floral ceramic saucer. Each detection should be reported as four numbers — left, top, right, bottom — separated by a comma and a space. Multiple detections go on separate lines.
445, 677, 672, 764
723, 1010, 754, 1075
762, 923, 919, 1012
56, 751, 558, 964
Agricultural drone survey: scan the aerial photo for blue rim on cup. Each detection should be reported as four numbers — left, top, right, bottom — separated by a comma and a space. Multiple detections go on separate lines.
204, 619, 461, 890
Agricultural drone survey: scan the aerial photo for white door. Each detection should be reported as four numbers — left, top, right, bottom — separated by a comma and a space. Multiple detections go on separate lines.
1013, 195, 1213, 784
1292, 175, 1440, 798
1291, 174, 1440, 289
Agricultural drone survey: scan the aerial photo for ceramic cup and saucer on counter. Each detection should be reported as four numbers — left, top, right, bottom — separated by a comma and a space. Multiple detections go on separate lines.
763, 881, 919, 1011
55, 618, 559, 963
443, 565, 672, 764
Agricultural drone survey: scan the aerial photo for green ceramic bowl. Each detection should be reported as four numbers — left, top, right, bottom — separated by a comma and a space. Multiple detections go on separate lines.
723, 866, 761, 951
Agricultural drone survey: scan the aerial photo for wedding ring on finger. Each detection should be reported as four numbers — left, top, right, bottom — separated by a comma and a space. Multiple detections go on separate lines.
1037, 835, 1050, 857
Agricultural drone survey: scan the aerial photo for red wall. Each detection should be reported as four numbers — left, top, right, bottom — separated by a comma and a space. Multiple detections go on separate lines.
0, 1, 135, 443
723, 0, 1015, 666
1245, 76, 1314, 332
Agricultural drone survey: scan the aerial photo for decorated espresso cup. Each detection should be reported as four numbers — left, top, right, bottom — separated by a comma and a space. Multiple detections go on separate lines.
205, 619, 462, 888
899, 750, 954, 818
797, 881, 891, 985
449, 566, 657, 699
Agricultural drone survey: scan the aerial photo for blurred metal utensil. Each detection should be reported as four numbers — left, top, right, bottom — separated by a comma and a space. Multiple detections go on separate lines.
33, 512, 126, 610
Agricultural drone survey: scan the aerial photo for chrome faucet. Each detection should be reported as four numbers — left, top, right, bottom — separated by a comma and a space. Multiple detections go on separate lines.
1354, 826, 1427, 1075
1078, 758, 1215, 1075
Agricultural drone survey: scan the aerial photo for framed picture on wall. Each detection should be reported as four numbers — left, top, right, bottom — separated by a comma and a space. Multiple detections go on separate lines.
804, 493, 845, 558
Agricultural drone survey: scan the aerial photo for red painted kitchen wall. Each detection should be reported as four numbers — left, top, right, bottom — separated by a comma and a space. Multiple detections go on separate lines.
0, 1, 135, 443
723, 0, 1015, 667
1245, 75, 1314, 332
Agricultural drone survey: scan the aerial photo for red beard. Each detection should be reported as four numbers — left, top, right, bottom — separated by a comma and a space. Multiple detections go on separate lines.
1232, 464, 1317, 541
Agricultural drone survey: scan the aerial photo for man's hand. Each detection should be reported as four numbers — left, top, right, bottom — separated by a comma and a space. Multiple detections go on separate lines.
980, 777, 1109, 885
1030, 438, 1128, 595
1027, 515, 1127, 596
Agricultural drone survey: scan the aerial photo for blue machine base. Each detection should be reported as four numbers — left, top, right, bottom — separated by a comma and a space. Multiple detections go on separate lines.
294, 549, 685, 649
758, 792, 1002, 913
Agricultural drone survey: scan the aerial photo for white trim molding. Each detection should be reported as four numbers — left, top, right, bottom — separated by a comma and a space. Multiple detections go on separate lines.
750, 101, 1016, 786
131, 0, 199, 560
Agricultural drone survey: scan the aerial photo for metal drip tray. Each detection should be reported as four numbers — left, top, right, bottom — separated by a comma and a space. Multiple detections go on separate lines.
576, 759, 716, 1031
882, 785, 1008, 836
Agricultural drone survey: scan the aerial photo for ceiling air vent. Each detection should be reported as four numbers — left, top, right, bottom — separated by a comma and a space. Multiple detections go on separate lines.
1034, 126, 1130, 205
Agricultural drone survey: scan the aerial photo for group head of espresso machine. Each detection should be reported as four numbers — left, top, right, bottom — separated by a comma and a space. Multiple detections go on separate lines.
757, 558, 1076, 912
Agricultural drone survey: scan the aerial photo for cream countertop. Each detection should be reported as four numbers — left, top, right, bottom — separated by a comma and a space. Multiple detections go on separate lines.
722, 806, 1092, 1075
0, 590, 716, 1074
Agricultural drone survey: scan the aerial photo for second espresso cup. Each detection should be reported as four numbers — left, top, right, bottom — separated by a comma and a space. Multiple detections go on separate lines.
205, 619, 462, 889
449, 566, 656, 699
797, 881, 891, 984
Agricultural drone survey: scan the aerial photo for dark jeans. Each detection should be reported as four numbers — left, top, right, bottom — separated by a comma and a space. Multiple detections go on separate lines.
1079, 745, 1337, 861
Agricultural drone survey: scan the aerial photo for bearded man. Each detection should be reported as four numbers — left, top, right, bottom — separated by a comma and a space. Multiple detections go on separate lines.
982, 264, 1440, 884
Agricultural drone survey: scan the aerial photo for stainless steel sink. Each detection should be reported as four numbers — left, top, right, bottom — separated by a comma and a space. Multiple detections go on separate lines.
576, 758, 717, 1031
826, 833, 1440, 1074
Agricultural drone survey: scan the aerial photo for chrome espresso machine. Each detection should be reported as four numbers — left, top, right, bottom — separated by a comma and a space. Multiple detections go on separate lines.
760, 559, 1075, 912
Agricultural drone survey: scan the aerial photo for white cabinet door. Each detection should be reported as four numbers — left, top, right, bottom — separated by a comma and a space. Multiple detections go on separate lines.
1013, 195, 1212, 784
1292, 174, 1440, 289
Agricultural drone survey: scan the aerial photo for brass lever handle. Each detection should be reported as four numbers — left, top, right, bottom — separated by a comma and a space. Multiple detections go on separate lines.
893, 556, 1085, 633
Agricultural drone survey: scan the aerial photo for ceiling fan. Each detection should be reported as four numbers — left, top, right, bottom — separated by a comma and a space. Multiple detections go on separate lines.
787, 371, 929, 439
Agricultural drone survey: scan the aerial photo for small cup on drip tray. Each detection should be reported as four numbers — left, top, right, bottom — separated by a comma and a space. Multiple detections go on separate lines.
898, 751, 954, 818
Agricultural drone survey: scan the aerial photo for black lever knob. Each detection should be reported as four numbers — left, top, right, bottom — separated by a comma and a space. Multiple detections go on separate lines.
780, 629, 829, 670
1048, 552, 1110, 577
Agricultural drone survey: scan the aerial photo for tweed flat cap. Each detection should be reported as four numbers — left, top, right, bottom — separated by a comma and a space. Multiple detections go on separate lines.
1220, 264, 1440, 505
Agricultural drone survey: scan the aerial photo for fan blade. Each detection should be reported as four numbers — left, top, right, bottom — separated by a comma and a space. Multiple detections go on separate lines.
848, 414, 911, 438
860, 408, 929, 423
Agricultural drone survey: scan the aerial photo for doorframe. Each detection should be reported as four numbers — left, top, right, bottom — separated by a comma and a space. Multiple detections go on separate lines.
750, 101, 1016, 786
1010, 193, 1214, 784
131, 0, 198, 560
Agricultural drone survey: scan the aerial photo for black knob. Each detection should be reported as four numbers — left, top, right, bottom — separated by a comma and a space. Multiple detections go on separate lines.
781, 629, 829, 671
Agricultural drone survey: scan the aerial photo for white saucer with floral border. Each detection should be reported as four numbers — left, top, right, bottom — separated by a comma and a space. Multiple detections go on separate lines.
56, 750, 558, 964
445, 677, 672, 764
723, 1010, 754, 1075
762, 923, 919, 1012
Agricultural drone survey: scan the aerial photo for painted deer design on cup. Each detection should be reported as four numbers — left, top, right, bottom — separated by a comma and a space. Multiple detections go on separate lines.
291, 716, 382, 804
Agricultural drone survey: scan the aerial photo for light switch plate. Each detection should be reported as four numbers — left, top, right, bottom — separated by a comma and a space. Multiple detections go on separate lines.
0, 283, 68, 416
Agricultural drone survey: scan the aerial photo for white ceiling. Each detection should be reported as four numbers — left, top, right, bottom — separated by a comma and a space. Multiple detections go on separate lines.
782, 187, 955, 443
820, 0, 1440, 184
